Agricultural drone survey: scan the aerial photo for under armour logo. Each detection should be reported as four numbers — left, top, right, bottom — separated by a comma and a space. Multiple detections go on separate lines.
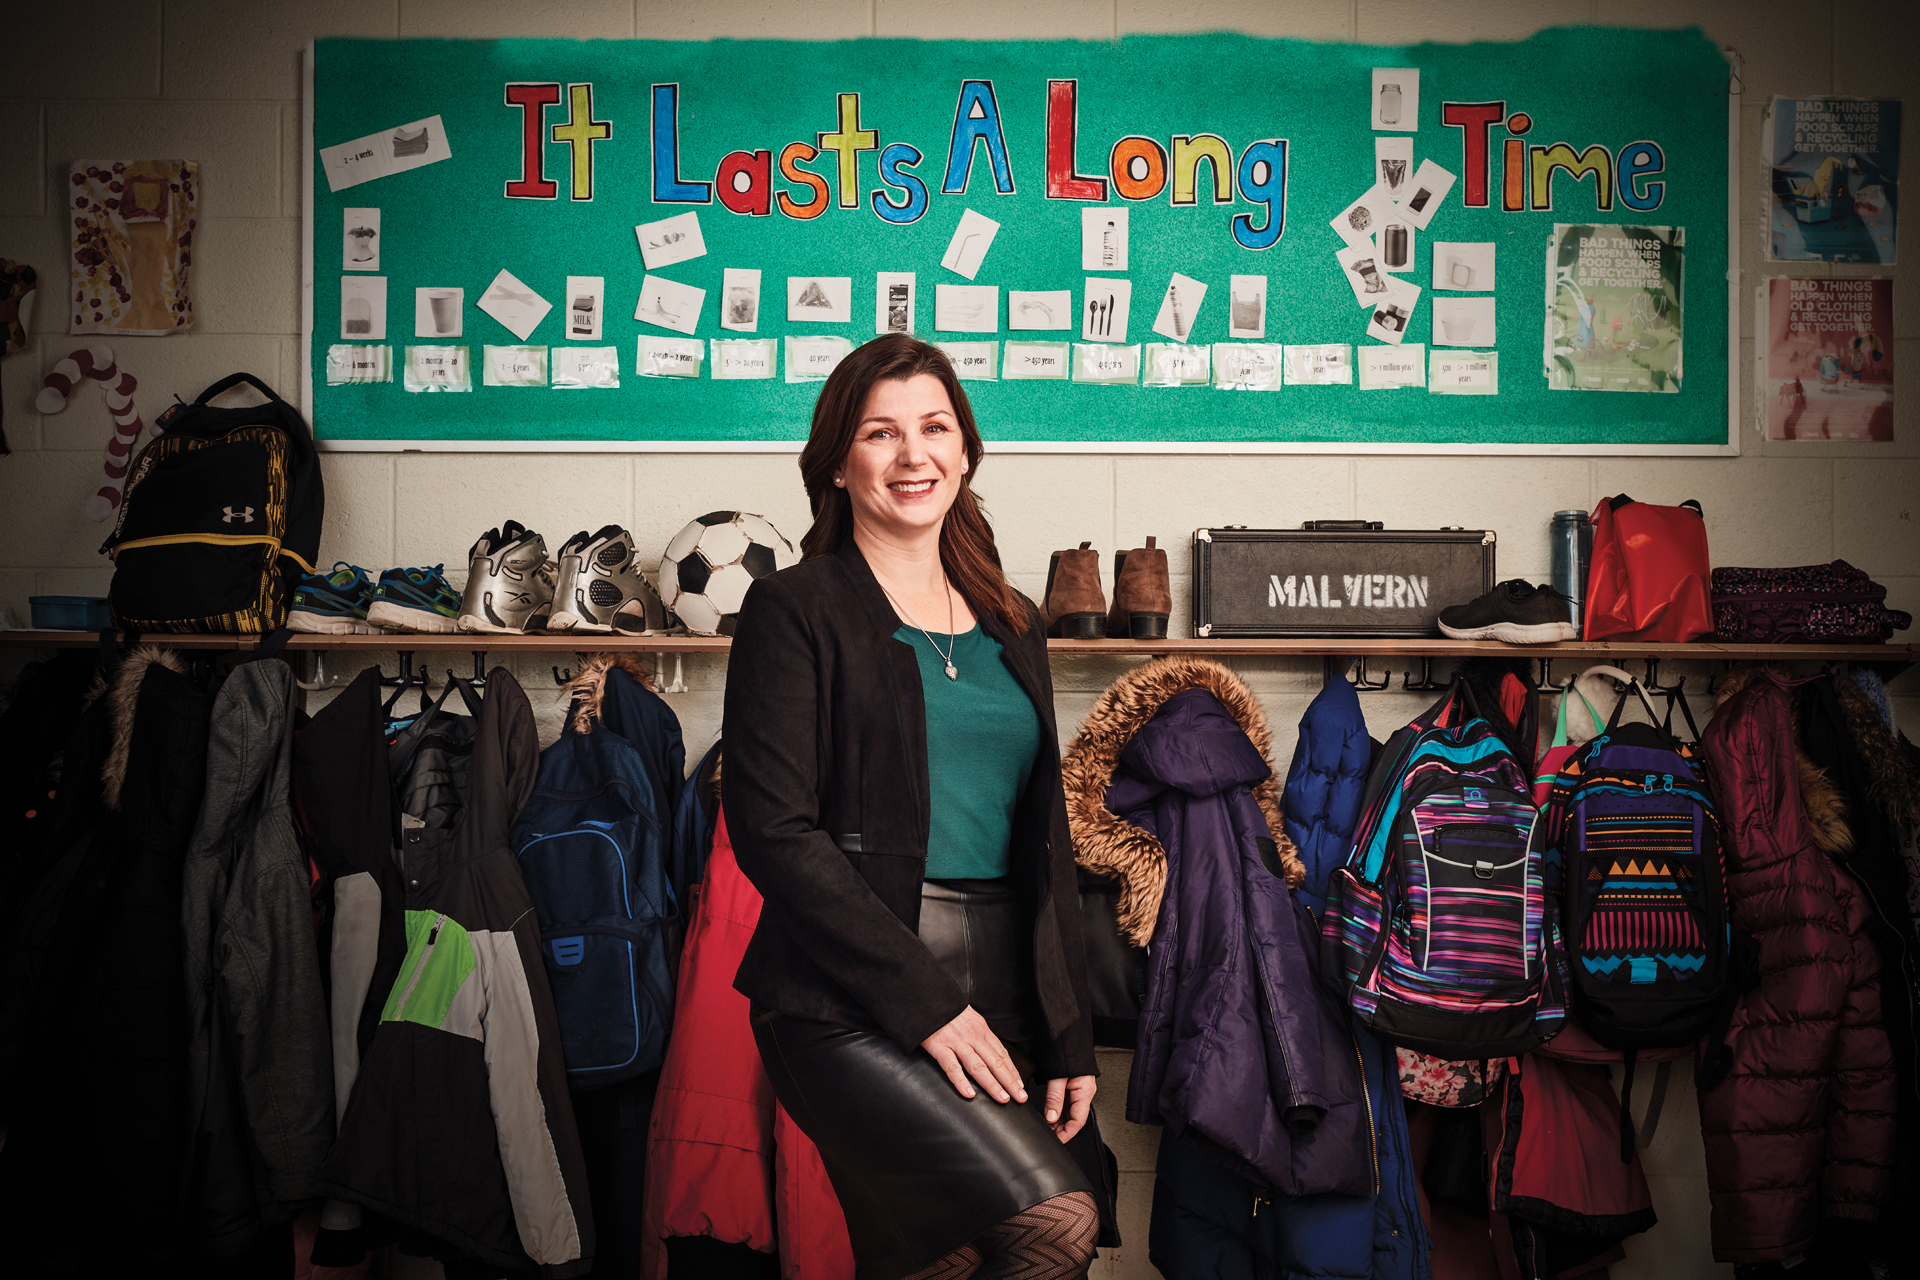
222, 506, 255, 524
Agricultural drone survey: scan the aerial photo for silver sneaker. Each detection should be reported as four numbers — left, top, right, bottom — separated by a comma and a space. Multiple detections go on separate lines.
457, 520, 556, 634
546, 525, 667, 634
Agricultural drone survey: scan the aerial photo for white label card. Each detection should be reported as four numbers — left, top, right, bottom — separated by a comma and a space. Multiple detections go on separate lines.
638, 335, 704, 378
1071, 343, 1141, 384
940, 342, 999, 380
482, 345, 548, 387
552, 346, 620, 388
1284, 344, 1353, 385
403, 344, 471, 392
1429, 350, 1499, 395
785, 335, 854, 383
1143, 343, 1211, 386
1002, 341, 1070, 379
1359, 343, 1426, 390
1213, 343, 1285, 390
321, 115, 453, 192
326, 344, 391, 384
711, 337, 777, 380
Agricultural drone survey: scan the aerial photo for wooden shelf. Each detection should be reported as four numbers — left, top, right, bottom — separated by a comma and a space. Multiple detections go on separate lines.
4, 630, 1913, 664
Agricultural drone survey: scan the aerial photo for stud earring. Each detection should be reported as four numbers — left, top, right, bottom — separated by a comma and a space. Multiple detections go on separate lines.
834, 477, 844, 487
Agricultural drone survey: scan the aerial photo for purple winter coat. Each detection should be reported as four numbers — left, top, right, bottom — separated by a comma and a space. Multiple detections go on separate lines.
1116, 688, 1373, 1197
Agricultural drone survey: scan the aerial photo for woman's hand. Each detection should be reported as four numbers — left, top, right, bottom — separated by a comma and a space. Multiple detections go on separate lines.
1045, 1075, 1097, 1143
921, 1006, 1027, 1104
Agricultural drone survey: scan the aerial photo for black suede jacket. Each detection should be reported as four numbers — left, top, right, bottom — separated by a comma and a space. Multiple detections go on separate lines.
722, 538, 1096, 1079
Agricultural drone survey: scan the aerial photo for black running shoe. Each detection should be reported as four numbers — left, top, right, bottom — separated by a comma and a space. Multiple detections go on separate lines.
1438, 580, 1577, 644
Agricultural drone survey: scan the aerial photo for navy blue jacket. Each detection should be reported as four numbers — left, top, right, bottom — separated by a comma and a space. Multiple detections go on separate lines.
1117, 687, 1371, 1197
1151, 677, 1431, 1280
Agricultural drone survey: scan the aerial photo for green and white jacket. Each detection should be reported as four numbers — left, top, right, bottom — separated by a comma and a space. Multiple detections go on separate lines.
315, 668, 595, 1277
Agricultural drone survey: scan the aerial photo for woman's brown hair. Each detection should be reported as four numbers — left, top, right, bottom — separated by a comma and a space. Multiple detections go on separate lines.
798, 333, 1028, 635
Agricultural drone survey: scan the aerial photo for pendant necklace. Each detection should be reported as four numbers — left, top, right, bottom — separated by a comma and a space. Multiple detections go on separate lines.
883, 576, 960, 680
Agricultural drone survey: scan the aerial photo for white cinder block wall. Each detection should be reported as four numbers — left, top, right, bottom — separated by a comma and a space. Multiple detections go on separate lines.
1, 3, 1914, 1279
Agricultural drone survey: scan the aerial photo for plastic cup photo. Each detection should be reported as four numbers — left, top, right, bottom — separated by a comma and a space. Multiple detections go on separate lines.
1442, 317, 1475, 343
428, 290, 458, 334
1449, 260, 1475, 289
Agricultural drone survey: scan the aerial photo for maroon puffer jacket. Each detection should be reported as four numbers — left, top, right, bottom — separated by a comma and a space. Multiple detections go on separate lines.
1697, 674, 1896, 1263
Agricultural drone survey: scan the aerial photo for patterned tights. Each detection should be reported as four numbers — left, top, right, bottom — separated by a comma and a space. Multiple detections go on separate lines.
901, 1191, 1100, 1280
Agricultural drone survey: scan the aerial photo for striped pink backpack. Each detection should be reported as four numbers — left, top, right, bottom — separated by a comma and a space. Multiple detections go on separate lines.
1321, 681, 1569, 1060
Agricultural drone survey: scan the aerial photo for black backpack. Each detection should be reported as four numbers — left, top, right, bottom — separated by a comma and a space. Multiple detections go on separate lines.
102, 372, 323, 633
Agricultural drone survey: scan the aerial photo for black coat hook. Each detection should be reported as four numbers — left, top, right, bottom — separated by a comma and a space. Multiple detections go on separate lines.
451, 650, 487, 689
1403, 656, 1448, 692
1347, 656, 1392, 692
553, 664, 574, 686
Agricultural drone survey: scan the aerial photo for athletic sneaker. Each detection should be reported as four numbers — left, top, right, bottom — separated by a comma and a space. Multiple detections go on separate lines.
457, 521, 556, 635
287, 562, 378, 634
1438, 580, 1578, 644
366, 564, 462, 633
546, 525, 667, 635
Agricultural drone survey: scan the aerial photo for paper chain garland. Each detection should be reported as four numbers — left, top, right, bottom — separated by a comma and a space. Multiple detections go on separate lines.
37, 346, 148, 522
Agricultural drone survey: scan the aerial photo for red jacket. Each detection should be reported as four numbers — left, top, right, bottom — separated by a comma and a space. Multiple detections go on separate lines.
641, 810, 854, 1279
1697, 675, 1896, 1263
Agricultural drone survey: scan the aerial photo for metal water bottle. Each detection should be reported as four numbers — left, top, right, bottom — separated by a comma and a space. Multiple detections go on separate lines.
1550, 510, 1592, 635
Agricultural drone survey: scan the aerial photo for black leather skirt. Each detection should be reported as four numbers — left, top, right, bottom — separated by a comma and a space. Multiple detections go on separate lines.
753, 879, 1100, 1279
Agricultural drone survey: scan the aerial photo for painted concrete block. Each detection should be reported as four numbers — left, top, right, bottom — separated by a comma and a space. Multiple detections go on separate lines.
638, 0, 874, 40
1120, 0, 1350, 39
191, 218, 300, 336
1604, 0, 1818, 108
401, 0, 633, 38
0, 451, 130, 565
165, 0, 397, 102
1354, 457, 1590, 582
0, 214, 73, 308
1114, 456, 1352, 546
1090, 1171, 1160, 1279
394, 452, 635, 580
978, 456, 1117, 574
878, 0, 1114, 40
281, 106, 300, 220
1616, 1176, 1730, 1279
48, 102, 283, 220
11, 1, 161, 101
1594, 457, 1833, 566
1356, 0, 1590, 43
0, 105, 43, 219
38, 334, 289, 451
1833, 459, 1920, 576
315, 453, 395, 571
632, 453, 813, 572
0, 570, 38, 622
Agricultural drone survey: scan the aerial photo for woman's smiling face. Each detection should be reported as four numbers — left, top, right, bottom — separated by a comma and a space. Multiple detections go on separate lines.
835, 373, 968, 546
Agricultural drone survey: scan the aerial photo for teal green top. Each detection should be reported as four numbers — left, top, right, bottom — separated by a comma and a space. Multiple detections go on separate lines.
893, 623, 1044, 880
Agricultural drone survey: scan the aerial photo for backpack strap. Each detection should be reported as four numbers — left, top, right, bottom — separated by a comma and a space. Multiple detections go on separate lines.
1618, 1047, 1638, 1164
195, 371, 283, 405
1603, 677, 1665, 733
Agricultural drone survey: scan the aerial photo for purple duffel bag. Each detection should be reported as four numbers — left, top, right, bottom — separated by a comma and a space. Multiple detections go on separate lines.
1711, 559, 1912, 643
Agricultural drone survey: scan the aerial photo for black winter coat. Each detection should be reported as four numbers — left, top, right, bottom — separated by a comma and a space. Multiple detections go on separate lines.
722, 538, 1096, 1079
0, 646, 211, 1271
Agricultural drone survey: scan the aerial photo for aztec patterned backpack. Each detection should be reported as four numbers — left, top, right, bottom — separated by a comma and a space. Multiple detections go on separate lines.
1538, 680, 1739, 1155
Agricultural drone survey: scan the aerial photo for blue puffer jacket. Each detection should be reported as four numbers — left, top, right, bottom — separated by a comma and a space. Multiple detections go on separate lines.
1148, 677, 1431, 1280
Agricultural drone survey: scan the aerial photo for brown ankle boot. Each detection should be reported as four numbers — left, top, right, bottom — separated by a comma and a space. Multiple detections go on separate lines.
1107, 536, 1172, 639
1043, 542, 1108, 638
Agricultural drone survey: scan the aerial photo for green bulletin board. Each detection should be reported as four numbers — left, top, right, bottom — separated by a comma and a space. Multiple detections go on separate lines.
304, 28, 1733, 452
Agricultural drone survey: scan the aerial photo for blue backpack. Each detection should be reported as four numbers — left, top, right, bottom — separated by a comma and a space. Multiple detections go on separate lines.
511, 670, 678, 1086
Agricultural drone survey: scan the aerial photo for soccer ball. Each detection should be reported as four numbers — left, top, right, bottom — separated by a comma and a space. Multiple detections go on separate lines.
659, 511, 797, 635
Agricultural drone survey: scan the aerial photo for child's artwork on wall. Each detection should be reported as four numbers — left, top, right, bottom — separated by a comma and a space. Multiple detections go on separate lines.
69, 160, 198, 336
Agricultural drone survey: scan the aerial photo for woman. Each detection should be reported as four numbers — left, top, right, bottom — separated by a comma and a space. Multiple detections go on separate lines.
722, 334, 1103, 1279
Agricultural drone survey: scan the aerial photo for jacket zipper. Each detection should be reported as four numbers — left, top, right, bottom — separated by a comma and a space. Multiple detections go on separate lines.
392, 912, 449, 1018
1353, 1029, 1380, 1194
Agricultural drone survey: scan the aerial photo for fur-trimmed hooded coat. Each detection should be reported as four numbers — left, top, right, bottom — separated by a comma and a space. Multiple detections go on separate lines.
1697, 667, 1896, 1263
1062, 657, 1368, 1197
